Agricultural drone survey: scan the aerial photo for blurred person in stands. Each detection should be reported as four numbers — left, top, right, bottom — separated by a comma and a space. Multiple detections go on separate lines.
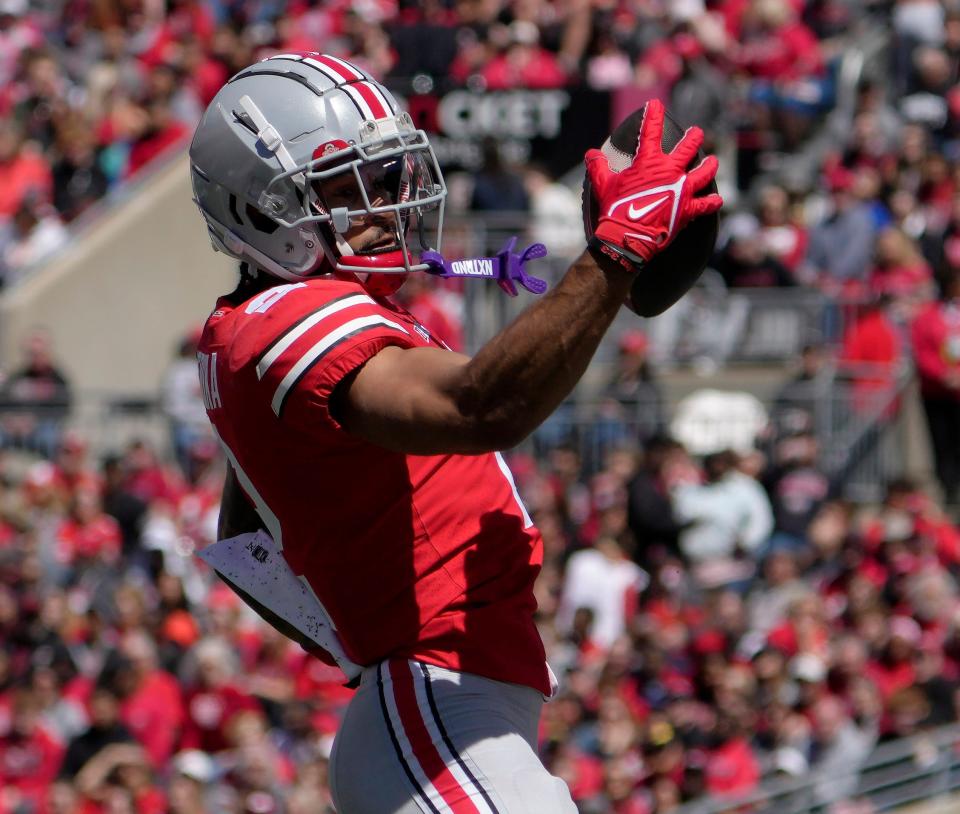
673, 449, 774, 589
523, 164, 584, 259
54, 487, 122, 579
714, 212, 795, 287
803, 165, 877, 297
0, 194, 68, 284
120, 438, 183, 505
809, 693, 877, 805
470, 137, 529, 213
0, 687, 63, 812
603, 330, 663, 438
762, 432, 829, 546
556, 533, 647, 652
771, 343, 827, 436
100, 454, 148, 560
70, 741, 164, 814
585, 27, 634, 91
481, 20, 567, 90
50, 431, 100, 497
868, 227, 935, 322
180, 637, 260, 755
626, 436, 690, 571
51, 113, 109, 222
924, 191, 960, 283
161, 328, 211, 478
59, 683, 135, 779
126, 97, 190, 178
899, 46, 953, 133
168, 750, 217, 814
0, 0, 42, 86
838, 292, 902, 415
0, 120, 52, 222
103, 630, 184, 767
748, 549, 811, 636
756, 183, 807, 275
12, 48, 72, 152
590, 330, 664, 461
734, 0, 827, 149
910, 267, 960, 505
0, 327, 72, 457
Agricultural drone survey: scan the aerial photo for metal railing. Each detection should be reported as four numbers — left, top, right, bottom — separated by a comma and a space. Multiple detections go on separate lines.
674, 724, 960, 814
0, 358, 911, 502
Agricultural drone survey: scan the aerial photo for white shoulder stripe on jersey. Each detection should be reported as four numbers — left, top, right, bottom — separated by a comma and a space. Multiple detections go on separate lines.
494, 451, 534, 528
271, 315, 409, 416
212, 427, 284, 549
256, 293, 374, 380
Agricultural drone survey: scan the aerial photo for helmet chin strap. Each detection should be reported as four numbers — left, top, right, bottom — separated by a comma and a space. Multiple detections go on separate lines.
334, 250, 411, 297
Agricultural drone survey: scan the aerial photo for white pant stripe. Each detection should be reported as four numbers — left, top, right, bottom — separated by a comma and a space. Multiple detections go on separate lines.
381, 665, 454, 814
409, 663, 497, 814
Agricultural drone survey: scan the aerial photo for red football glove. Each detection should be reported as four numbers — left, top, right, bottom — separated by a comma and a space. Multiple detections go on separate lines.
585, 99, 723, 269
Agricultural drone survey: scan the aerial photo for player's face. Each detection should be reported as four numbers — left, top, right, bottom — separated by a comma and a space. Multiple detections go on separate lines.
315, 158, 407, 254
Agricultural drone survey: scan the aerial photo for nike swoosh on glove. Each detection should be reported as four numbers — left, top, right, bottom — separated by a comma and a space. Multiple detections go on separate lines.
585, 99, 723, 268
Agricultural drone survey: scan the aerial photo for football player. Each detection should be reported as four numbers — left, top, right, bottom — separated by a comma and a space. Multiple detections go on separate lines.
189, 53, 721, 813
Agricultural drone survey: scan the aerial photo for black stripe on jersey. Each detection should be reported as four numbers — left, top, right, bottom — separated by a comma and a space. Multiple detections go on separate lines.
377, 664, 441, 814
273, 320, 407, 419
418, 662, 502, 813
254, 291, 360, 369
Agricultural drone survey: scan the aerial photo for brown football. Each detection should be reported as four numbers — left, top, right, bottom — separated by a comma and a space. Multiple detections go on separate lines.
582, 103, 720, 317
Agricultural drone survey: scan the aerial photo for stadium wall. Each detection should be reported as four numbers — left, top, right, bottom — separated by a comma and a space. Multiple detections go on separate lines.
0, 154, 236, 396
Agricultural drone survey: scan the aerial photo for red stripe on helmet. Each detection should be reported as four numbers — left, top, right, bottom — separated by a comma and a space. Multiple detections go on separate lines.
353, 81, 389, 119
312, 54, 362, 83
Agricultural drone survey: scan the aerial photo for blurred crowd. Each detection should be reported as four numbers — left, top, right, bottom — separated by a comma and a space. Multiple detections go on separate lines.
0, 324, 957, 814
5, 0, 960, 812
0, 0, 882, 284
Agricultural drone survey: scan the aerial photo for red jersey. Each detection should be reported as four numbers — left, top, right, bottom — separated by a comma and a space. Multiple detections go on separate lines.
199, 278, 550, 695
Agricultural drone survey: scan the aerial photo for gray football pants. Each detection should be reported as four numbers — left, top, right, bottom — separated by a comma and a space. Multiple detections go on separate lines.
329, 659, 576, 813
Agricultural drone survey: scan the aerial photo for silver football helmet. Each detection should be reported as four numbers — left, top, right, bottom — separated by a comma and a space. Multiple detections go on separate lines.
189, 53, 446, 295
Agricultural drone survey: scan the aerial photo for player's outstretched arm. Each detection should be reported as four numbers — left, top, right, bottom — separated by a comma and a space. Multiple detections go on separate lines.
334, 101, 721, 455
334, 250, 632, 454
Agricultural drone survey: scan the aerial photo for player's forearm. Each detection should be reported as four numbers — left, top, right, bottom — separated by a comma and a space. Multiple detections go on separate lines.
457, 249, 632, 448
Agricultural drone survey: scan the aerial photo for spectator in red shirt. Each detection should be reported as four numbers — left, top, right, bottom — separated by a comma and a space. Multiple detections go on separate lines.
0, 121, 52, 222
110, 631, 184, 768
481, 21, 568, 90
125, 99, 190, 178
734, 0, 824, 82
757, 184, 807, 274
705, 716, 760, 797
0, 688, 64, 812
838, 295, 903, 416
868, 228, 935, 319
180, 638, 260, 755
55, 488, 122, 570
910, 268, 960, 503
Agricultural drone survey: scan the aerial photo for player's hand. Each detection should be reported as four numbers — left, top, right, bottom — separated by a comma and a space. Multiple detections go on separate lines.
585, 99, 723, 269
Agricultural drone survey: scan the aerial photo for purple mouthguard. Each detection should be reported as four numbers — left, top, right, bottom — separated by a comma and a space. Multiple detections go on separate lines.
421, 236, 549, 297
